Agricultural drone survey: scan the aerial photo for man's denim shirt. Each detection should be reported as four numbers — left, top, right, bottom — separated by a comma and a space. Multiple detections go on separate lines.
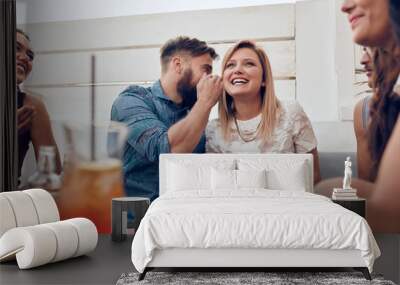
111, 80, 205, 201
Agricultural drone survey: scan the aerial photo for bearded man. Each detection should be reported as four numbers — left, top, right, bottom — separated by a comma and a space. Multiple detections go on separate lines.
111, 36, 222, 200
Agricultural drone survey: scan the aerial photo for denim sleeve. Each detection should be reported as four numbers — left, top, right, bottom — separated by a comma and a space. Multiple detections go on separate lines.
111, 93, 170, 162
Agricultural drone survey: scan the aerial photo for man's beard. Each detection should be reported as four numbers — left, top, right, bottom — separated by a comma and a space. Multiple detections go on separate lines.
177, 68, 197, 109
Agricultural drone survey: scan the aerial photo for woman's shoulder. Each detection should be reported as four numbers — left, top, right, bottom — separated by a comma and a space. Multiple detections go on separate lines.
280, 99, 303, 110
24, 93, 46, 109
205, 118, 225, 153
206, 118, 221, 135
354, 95, 372, 131
279, 100, 306, 118
23, 94, 51, 124
207, 118, 221, 128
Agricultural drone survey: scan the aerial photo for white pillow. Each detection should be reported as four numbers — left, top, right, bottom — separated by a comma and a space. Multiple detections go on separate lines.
211, 168, 236, 190
166, 159, 236, 192
211, 169, 267, 190
238, 159, 309, 191
167, 162, 211, 191
265, 161, 307, 191
236, 169, 267, 189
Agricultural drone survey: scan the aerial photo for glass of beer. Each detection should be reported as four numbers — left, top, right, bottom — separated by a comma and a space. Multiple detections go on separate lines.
59, 121, 128, 233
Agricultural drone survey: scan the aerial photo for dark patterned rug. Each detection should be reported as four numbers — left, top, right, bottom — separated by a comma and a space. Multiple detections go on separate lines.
116, 271, 396, 285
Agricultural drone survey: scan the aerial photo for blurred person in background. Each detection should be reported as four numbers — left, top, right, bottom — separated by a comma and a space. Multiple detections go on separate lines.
333, 0, 399, 232
16, 29, 61, 182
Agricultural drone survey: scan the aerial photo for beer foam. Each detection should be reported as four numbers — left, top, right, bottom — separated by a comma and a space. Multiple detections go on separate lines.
78, 159, 122, 171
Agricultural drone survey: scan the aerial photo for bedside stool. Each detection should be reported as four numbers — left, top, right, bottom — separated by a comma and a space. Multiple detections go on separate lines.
332, 198, 366, 218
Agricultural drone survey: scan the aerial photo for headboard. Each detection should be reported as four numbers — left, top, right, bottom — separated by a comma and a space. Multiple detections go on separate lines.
159, 153, 314, 196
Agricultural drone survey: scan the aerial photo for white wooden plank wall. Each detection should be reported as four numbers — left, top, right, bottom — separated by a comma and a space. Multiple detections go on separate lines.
24, 5, 294, 51
28, 41, 295, 86
19, 4, 301, 182
23, 4, 296, 126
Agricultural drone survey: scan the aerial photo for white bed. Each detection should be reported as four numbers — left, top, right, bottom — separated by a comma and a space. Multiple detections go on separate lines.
131, 154, 380, 280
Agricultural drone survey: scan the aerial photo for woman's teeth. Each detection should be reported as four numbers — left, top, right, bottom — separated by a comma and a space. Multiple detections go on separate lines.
232, 79, 248, 85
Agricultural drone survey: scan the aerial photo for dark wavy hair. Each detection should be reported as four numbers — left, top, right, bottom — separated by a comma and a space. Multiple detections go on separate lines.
390, 0, 400, 44
368, 42, 400, 179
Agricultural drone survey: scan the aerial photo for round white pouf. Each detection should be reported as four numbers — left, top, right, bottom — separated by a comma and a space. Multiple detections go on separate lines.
66, 218, 98, 257
0, 226, 57, 269
0, 192, 39, 227
42, 221, 79, 262
23, 189, 60, 223
0, 196, 17, 238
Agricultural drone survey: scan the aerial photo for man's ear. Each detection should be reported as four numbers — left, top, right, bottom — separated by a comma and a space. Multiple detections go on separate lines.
171, 56, 182, 74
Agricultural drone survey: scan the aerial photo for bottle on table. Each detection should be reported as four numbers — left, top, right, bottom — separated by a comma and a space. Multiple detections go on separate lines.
27, 146, 61, 200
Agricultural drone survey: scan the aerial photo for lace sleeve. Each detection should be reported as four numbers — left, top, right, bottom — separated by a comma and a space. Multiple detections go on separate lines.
206, 119, 222, 153
291, 102, 318, 153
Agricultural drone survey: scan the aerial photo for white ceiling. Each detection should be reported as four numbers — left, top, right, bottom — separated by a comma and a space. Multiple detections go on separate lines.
17, 0, 298, 24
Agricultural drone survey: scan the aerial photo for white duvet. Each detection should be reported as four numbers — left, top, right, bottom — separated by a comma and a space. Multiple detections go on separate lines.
131, 190, 380, 273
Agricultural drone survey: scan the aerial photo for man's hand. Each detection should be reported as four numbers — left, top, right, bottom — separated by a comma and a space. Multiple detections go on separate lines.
196, 73, 223, 110
168, 74, 223, 153
17, 105, 35, 134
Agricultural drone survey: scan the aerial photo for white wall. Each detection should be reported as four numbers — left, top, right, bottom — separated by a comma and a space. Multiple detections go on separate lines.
17, 0, 296, 24
295, 0, 361, 153
296, 0, 338, 122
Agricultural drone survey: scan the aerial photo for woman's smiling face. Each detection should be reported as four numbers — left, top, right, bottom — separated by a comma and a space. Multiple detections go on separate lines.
341, 0, 392, 47
223, 47, 264, 99
16, 32, 34, 85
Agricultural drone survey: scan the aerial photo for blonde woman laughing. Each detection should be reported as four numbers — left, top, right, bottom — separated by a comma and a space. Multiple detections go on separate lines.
206, 40, 321, 184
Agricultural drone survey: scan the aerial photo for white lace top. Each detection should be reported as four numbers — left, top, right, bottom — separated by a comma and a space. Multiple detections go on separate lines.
206, 100, 317, 153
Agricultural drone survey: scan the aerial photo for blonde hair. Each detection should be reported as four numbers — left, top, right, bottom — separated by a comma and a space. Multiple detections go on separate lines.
218, 40, 281, 145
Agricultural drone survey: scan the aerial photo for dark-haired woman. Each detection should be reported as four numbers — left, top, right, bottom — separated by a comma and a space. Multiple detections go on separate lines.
341, 0, 400, 232
16, 29, 61, 182
368, 0, 400, 232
